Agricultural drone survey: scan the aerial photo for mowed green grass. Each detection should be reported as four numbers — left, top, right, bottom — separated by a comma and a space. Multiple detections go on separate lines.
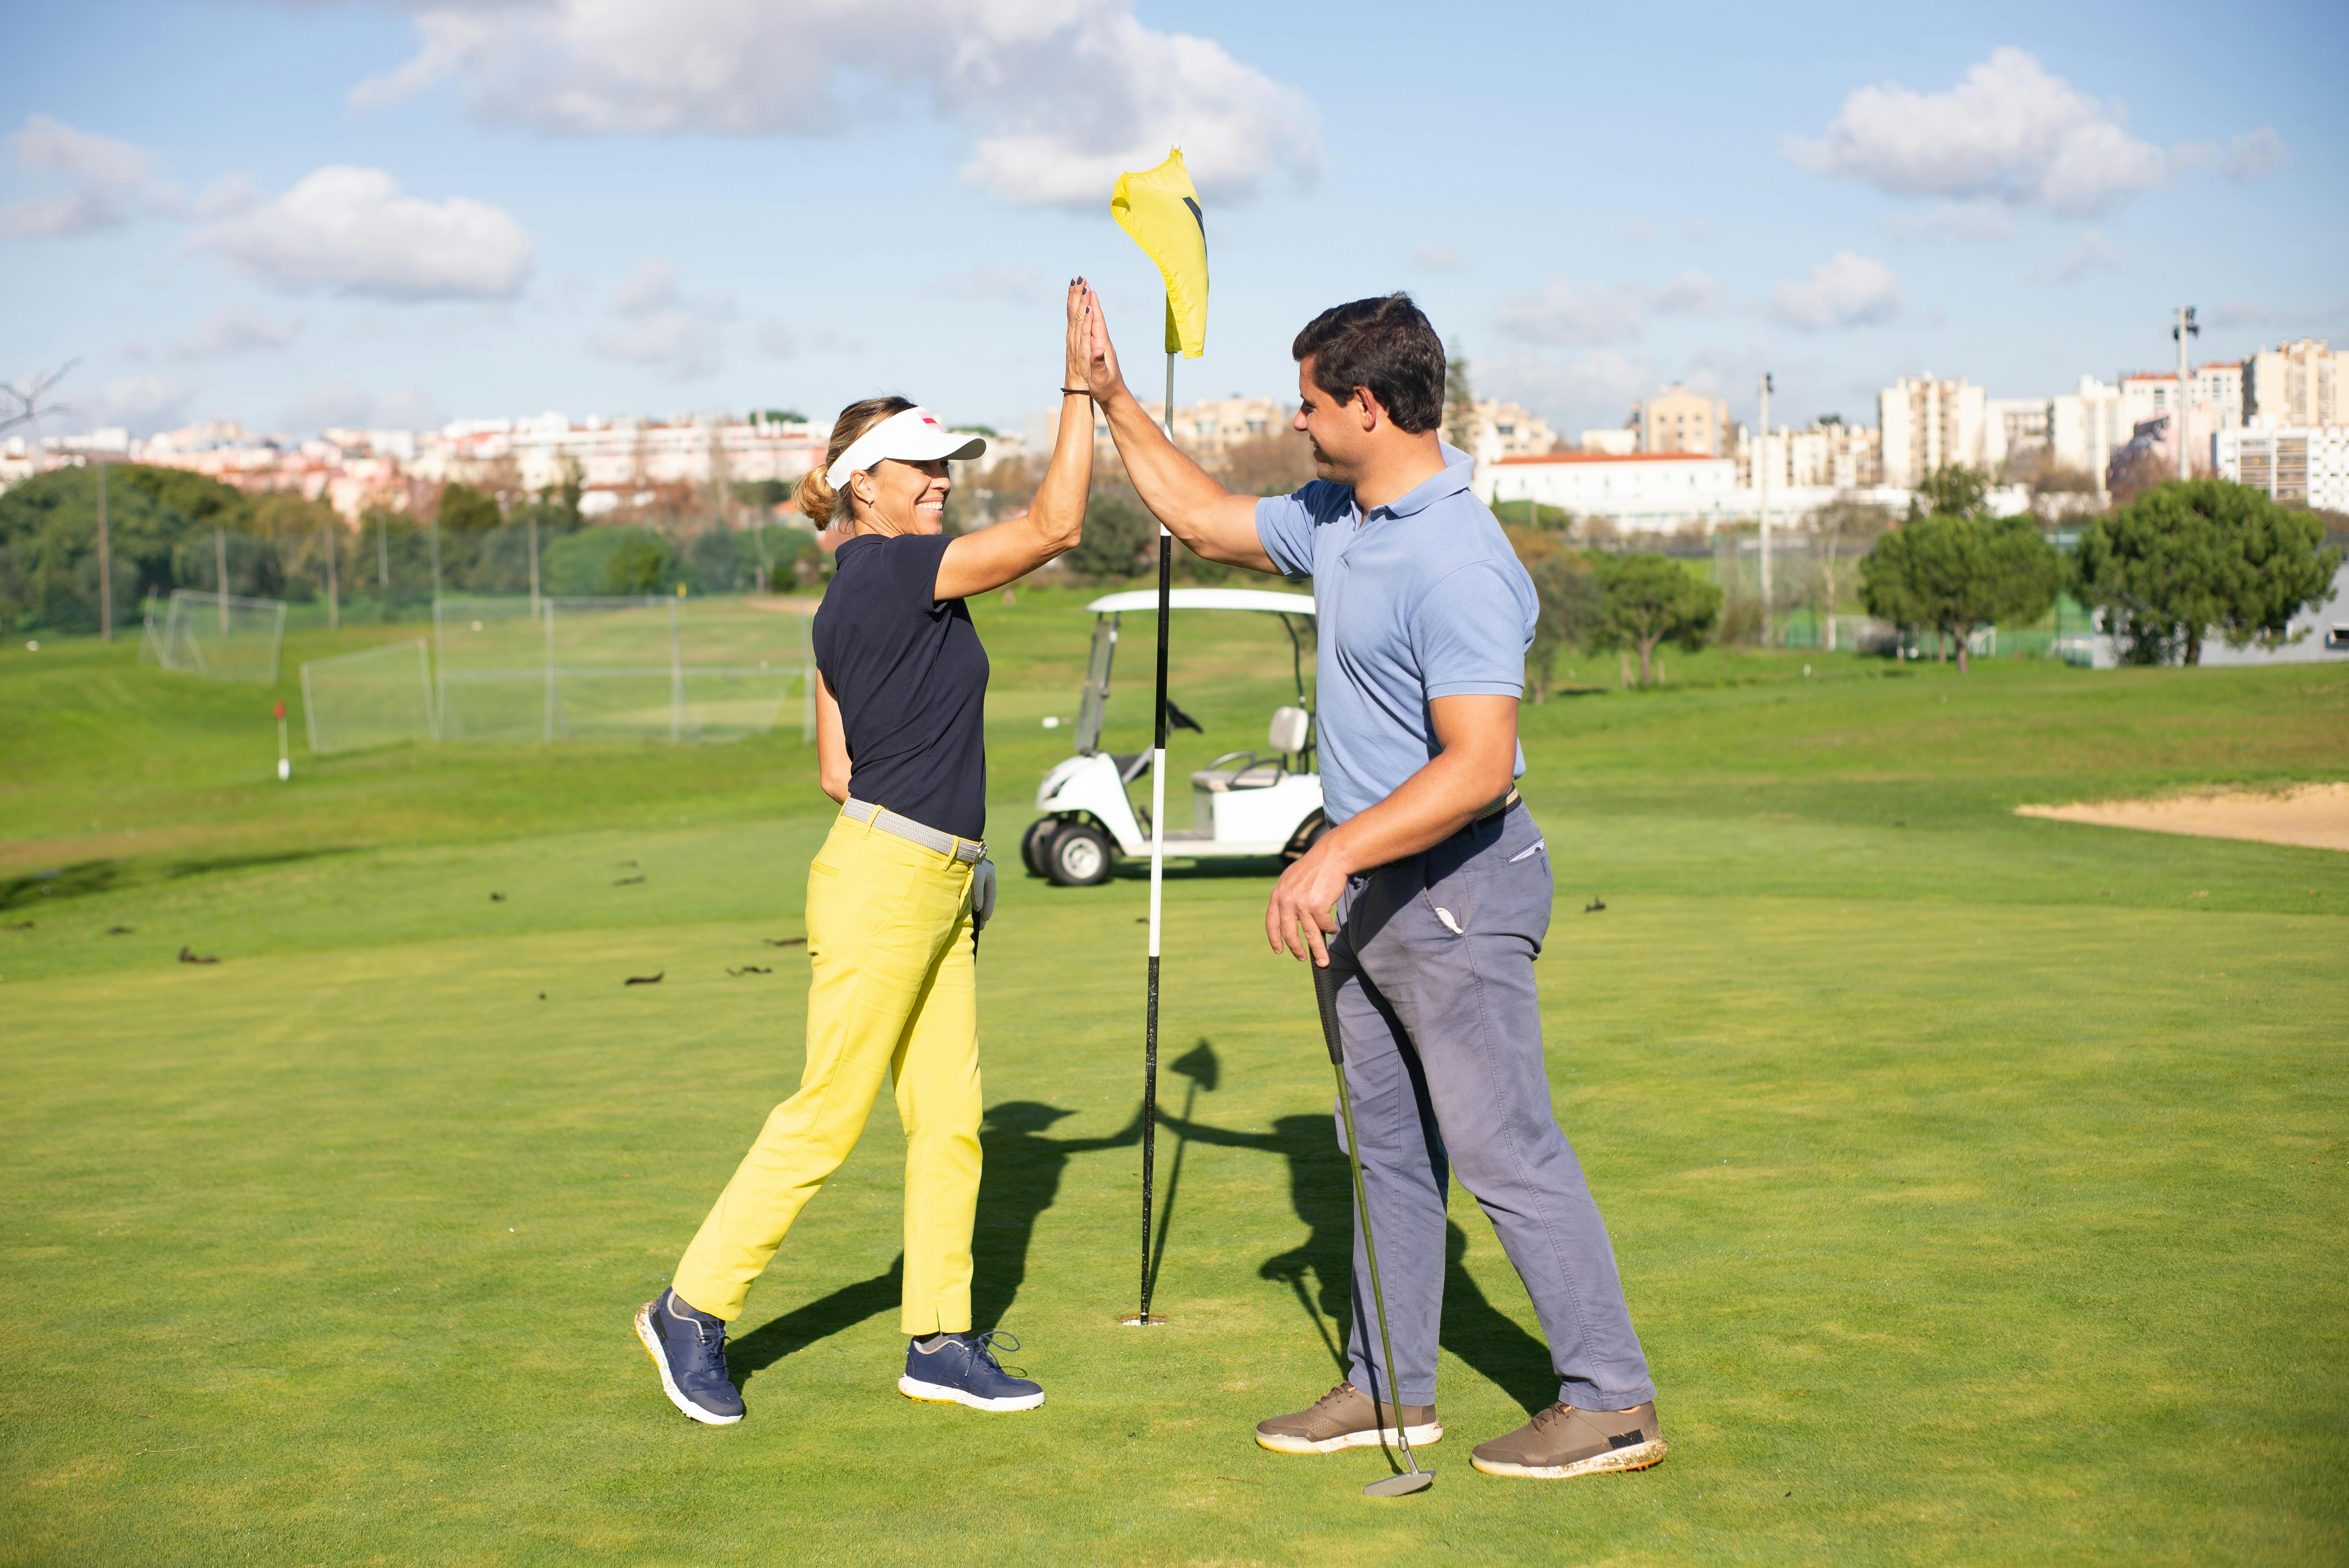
2, 592, 2346, 1566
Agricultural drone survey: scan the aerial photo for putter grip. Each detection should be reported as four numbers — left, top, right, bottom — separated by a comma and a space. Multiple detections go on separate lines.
1312, 962, 1345, 1067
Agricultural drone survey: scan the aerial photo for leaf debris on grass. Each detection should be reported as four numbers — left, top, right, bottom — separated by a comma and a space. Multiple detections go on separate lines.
762, 936, 805, 948
623, 972, 662, 986
726, 966, 772, 976
614, 876, 645, 886
177, 946, 218, 965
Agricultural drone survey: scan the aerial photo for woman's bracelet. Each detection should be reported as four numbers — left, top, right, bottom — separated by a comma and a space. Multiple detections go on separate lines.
1062, 387, 1091, 396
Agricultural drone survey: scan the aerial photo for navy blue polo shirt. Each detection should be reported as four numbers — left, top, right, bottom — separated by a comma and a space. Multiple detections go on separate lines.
812, 532, 989, 841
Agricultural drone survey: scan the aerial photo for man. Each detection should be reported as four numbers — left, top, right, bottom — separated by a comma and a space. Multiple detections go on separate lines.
1080, 290, 1663, 1479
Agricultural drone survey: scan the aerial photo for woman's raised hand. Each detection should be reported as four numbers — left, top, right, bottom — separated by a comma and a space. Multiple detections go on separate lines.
1065, 276, 1094, 393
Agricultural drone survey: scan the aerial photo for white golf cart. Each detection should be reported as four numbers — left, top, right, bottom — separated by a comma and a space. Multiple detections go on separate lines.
1021, 588, 1325, 886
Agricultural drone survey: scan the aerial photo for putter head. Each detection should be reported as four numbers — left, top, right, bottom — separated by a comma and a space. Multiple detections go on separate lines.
1363, 1468, 1433, 1498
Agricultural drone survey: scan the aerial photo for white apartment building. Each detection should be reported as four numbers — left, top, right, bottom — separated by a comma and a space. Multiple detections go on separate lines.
1465, 398, 1559, 460
2193, 361, 2244, 429
1739, 422, 1883, 490
2246, 339, 2348, 426
1577, 428, 1638, 455
1878, 376, 1989, 488
2217, 425, 2349, 512
1166, 396, 1288, 464
417, 411, 825, 498
1985, 397, 2050, 465
1636, 385, 1732, 456
2048, 376, 2132, 488
1481, 451, 1740, 529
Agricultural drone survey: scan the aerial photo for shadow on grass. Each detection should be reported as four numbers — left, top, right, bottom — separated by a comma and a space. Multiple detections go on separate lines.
730, 1094, 1151, 1379
1159, 1106, 1559, 1416
974, 1099, 1144, 1330
1, 848, 355, 911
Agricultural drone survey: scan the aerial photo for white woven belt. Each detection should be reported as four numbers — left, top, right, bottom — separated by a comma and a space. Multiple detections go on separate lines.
842, 798, 985, 863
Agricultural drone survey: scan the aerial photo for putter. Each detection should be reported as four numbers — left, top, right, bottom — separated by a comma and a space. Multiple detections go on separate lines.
1313, 961, 1434, 1498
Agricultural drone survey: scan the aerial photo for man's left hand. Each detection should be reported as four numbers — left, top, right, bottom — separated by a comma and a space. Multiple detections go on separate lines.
1267, 832, 1349, 966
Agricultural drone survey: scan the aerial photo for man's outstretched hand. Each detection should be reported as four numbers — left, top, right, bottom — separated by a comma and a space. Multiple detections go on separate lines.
1267, 831, 1349, 966
1080, 283, 1127, 405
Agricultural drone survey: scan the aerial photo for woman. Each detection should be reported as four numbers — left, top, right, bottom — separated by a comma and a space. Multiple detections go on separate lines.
636, 281, 1098, 1422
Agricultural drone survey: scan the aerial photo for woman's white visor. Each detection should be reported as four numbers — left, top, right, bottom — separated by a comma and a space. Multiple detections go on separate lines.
824, 407, 986, 489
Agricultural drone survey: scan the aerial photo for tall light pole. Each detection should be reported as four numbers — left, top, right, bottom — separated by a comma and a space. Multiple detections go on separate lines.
94, 456, 113, 641
1757, 372, 1773, 645
2172, 306, 2199, 482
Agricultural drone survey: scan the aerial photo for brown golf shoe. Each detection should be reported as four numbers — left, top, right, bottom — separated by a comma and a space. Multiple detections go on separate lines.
1254, 1382, 1442, 1455
1470, 1399, 1666, 1479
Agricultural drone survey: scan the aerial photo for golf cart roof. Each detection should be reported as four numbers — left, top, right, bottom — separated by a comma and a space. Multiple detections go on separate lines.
1085, 588, 1315, 617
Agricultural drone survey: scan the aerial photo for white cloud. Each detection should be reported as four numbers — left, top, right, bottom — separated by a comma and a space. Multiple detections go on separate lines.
1477, 348, 1654, 437
2051, 230, 2125, 283
193, 166, 533, 299
1495, 278, 1649, 347
2221, 127, 2289, 183
0, 114, 181, 237
348, 0, 1319, 210
1768, 252, 1904, 331
1786, 48, 2169, 216
166, 303, 303, 359
590, 260, 735, 380
1409, 245, 1465, 271
1882, 203, 2017, 242
1650, 270, 1722, 317
1625, 222, 1656, 244
925, 264, 1047, 303
71, 377, 197, 437
756, 319, 798, 360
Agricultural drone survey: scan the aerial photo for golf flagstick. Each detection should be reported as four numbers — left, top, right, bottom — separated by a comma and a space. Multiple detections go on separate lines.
1126, 348, 1176, 1327
1109, 147, 1205, 1329
1314, 961, 1434, 1497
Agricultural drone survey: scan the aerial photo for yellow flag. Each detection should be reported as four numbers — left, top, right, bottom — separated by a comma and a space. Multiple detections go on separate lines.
1111, 148, 1207, 358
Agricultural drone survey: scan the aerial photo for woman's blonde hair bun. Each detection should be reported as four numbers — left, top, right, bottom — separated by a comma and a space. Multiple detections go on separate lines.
797, 395, 916, 529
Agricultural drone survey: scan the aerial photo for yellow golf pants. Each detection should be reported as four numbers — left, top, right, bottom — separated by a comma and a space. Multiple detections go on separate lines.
672, 810, 980, 1335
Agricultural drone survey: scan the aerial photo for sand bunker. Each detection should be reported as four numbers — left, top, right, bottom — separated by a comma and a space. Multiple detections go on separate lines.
2016, 783, 2349, 852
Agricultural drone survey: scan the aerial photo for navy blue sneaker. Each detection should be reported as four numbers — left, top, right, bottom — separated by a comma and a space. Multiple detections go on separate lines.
898, 1331, 1045, 1412
634, 1289, 744, 1425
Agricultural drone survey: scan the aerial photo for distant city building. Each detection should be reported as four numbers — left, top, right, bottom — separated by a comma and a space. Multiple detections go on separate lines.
1985, 397, 2051, 467
2047, 376, 2132, 489
1164, 396, 1288, 465
2245, 339, 2349, 427
2192, 361, 2245, 429
1738, 422, 1882, 490
419, 411, 824, 503
1878, 376, 1990, 488
1635, 385, 1731, 456
2216, 425, 2349, 511
1460, 398, 1559, 461
1481, 451, 1739, 528
1577, 428, 1638, 456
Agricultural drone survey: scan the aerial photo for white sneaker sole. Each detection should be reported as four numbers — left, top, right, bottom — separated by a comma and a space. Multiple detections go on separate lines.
897, 1374, 1045, 1412
1255, 1421, 1444, 1455
1472, 1437, 1667, 1478
634, 1301, 743, 1426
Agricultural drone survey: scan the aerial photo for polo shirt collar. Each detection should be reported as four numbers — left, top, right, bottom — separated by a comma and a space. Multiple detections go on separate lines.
1360, 442, 1476, 520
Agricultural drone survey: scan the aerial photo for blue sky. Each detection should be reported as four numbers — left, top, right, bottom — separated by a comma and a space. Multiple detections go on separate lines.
4, 0, 2343, 444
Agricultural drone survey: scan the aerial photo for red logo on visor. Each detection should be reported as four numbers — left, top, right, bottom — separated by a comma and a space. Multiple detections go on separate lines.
921, 416, 939, 426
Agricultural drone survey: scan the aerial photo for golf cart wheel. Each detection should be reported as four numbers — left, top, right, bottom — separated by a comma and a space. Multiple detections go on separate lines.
1283, 812, 1330, 863
1019, 817, 1057, 878
1045, 822, 1112, 887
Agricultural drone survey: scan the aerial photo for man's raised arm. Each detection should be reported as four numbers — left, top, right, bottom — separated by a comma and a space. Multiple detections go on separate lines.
1081, 284, 1276, 574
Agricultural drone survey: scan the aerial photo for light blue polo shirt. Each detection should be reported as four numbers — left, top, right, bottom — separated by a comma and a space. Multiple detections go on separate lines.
1255, 447, 1536, 825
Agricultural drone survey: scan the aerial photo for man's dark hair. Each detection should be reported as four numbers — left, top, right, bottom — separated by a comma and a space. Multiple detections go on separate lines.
1290, 294, 1446, 435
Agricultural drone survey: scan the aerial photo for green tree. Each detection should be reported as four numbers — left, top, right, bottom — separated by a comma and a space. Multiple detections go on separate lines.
2073, 479, 2341, 665
1504, 526, 1601, 701
436, 482, 501, 532
1910, 464, 1992, 520
1062, 489, 1156, 580
1588, 552, 1722, 687
1442, 343, 1476, 452
1860, 512, 2061, 671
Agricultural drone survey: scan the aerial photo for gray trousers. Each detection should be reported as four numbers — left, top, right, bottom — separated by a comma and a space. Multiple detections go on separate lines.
1328, 802, 1656, 1411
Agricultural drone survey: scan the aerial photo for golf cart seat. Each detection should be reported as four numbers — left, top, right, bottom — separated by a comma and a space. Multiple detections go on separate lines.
1191, 706, 1311, 793
1109, 751, 1154, 784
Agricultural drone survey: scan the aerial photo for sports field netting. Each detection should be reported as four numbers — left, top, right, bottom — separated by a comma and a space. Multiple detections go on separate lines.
299, 638, 438, 756
142, 589, 288, 684
431, 594, 813, 745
